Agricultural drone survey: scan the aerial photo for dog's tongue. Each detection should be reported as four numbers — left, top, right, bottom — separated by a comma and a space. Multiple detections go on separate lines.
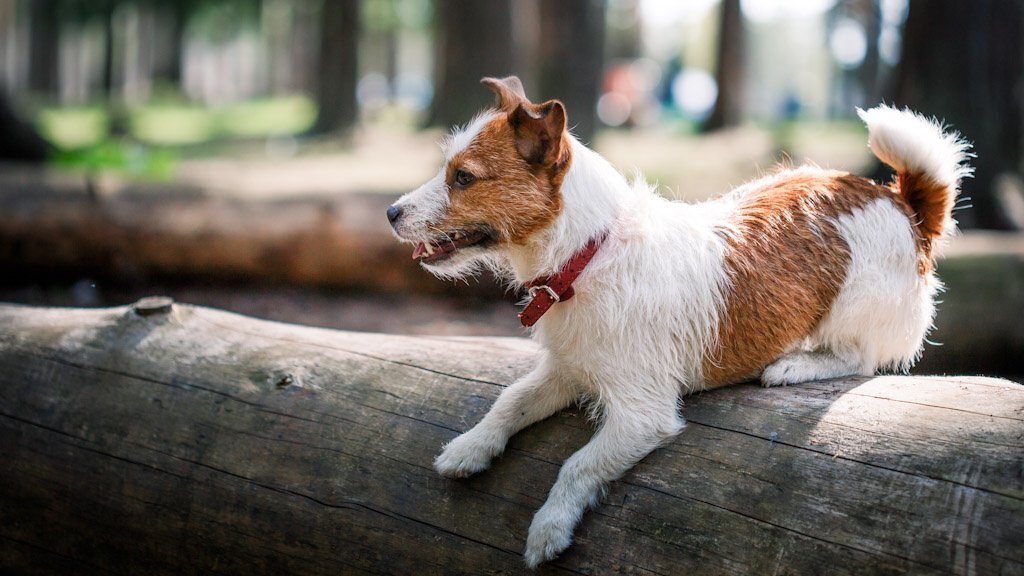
412, 242, 428, 260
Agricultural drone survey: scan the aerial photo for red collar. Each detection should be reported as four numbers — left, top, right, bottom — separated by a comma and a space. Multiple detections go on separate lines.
518, 232, 608, 327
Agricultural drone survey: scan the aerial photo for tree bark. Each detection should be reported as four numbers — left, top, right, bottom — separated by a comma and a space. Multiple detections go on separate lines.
152, 1, 190, 87
312, 0, 360, 135
854, 0, 882, 104
0, 302, 1021, 575
889, 0, 1024, 229
27, 0, 59, 97
703, 0, 745, 132
427, 0, 515, 128
536, 0, 606, 143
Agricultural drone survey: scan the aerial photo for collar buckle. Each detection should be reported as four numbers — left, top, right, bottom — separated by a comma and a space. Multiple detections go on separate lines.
518, 231, 609, 328
527, 284, 561, 303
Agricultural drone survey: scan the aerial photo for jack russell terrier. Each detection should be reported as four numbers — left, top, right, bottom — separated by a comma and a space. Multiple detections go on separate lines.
386, 76, 971, 567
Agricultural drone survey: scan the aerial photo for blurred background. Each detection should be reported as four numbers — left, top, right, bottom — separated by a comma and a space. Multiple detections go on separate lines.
0, 0, 1021, 377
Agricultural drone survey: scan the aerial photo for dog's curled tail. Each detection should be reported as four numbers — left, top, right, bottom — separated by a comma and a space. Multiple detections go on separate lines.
858, 105, 973, 245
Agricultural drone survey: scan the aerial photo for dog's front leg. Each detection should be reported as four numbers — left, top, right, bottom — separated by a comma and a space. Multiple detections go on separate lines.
524, 398, 684, 567
435, 355, 575, 478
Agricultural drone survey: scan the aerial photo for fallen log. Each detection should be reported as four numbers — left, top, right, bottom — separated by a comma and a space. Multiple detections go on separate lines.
0, 300, 1021, 575
1, 168, 1022, 372
0, 168, 503, 299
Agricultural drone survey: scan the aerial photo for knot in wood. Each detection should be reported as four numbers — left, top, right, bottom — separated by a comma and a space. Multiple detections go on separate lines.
133, 296, 174, 317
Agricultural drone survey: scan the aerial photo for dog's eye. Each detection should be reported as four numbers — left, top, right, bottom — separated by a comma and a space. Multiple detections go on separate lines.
454, 169, 476, 187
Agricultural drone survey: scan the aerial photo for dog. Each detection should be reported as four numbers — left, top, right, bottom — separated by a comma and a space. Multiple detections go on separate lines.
386, 76, 971, 567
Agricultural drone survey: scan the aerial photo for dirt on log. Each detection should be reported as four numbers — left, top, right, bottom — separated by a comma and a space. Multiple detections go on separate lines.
0, 301, 1021, 575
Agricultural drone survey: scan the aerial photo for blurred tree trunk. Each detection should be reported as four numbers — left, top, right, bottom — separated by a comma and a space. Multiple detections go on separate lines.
828, 0, 881, 117
101, 5, 116, 98
537, 0, 606, 143
606, 0, 641, 60
855, 0, 882, 104
313, 0, 360, 135
889, 0, 1023, 229
290, 2, 318, 95
100, 4, 129, 137
28, 0, 59, 97
152, 2, 190, 87
702, 0, 745, 132
428, 0, 514, 128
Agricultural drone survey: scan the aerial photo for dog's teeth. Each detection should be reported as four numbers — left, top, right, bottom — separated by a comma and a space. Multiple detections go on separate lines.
425, 243, 435, 256
412, 242, 426, 260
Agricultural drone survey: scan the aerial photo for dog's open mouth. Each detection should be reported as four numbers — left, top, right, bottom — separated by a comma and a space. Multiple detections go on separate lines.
412, 228, 494, 264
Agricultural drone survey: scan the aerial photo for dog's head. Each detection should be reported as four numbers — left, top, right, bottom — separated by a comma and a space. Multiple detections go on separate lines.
387, 76, 572, 279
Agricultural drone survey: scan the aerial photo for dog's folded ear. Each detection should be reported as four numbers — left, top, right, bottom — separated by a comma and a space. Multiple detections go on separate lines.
510, 100, 568, 168
481, 76, 528, 111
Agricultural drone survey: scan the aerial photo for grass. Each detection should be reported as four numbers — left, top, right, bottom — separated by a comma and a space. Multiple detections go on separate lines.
217, 97, 317, 138
35, 96, 319, 177
36, 107, 110, 149
130, 105, 217, 145
51, 142, 178, 179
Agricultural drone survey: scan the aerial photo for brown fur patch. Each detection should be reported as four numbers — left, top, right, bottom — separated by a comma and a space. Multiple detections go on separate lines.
891, 172, 949, 275
701, 170, 911, 387
437, 114, 572, 245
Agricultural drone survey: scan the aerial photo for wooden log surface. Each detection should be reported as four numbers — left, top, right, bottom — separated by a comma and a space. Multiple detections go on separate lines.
0, 301, 1021, 575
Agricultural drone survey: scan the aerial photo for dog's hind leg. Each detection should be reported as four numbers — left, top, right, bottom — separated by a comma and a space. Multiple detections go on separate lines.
524, 393, 684, 567
434, 354, 576, 478
760, 348, 868, 387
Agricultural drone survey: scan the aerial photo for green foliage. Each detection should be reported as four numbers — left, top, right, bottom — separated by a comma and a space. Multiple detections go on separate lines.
37, 96, 317, 177
130, 105, 216, 145
51, 141, 177, 179
217, 97, 317, 138
187, 0, 262, 40
38, 96, 317, 147
363, 0, 433, 30
37, 106, 109, 149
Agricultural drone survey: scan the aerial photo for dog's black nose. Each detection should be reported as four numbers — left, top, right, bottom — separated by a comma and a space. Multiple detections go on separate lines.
386, 204, 402, 225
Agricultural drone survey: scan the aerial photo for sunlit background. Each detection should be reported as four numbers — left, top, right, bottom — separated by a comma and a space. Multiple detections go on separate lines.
0, 0, 1021, 377
2, 0, 912, 161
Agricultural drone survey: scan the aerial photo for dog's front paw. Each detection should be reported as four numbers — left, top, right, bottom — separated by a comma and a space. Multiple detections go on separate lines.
761, 355, 802, 387
760, 363, 791, 388
433, 431, 497, 478
524, 504, 576, 568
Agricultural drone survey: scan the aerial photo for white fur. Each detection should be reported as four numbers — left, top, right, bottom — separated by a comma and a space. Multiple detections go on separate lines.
858, 105, 972, 192
763, 197, 940, 387
396, 105, 965, 566
443, 110, 499, 162
857, 105, 972, 236
396, 171, 449, 239
813, 198, 940, 372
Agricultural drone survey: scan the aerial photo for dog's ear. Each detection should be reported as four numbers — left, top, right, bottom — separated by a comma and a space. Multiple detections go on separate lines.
510, 100, 568, 167
481, 76, 527, 111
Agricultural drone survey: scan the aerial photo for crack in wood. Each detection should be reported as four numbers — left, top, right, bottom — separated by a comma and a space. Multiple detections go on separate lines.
0, 533, 104, 571
622, 479, 942, 571
687, 419, 1024, 501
